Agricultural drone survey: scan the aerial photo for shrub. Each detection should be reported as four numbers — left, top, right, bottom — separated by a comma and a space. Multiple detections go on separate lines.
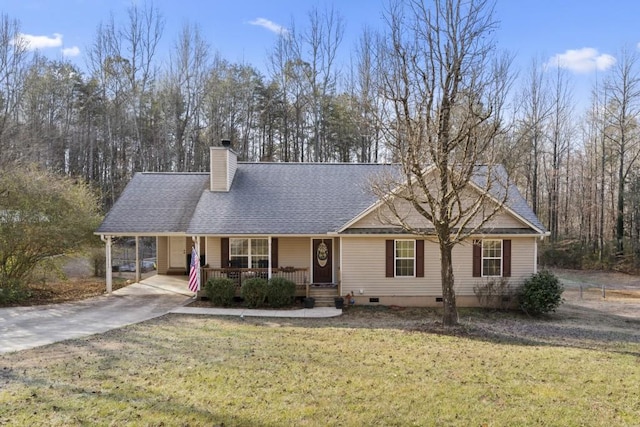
473, 277, 512, 309
0, 279, 30, 304
267, 277, 296, 307
91, 248, 106, 278
518, 270, 564, 316
204, 277, 237, 307
241, 277, 268, 308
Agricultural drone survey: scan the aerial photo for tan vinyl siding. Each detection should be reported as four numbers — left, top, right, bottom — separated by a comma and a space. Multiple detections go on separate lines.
466, 209, 524, 229
509, 237, 537, 283
340, 237, 441, 297
206, 237, 222, 268
453, 237, 536, 295
351, 200, 434, 229
210, 147, 237, 191
210, 150, 227, 191
278, 237, 311, 268
341, 236, 537, 298
350, 189, 527, 230
227, 151, 237, 189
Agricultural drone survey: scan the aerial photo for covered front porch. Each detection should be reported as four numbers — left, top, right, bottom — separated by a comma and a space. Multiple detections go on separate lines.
100, 234, 342, 304
159, 235, 341, 303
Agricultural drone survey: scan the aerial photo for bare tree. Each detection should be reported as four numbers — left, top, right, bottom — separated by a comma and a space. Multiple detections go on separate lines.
545, 64, 573, 242
518, 57, 552, 217
303, 5, 345, 162
119, 2, 164, 171
587, 78, 611, 260
203, 58, 263, 160
373, 0, 513, 326
603, 48, 640, 254
267, 28, 296, 161
352, 26, 385, 163
0, 14, 29, 165
20, 56, 81, 173
160, 22, 210, 171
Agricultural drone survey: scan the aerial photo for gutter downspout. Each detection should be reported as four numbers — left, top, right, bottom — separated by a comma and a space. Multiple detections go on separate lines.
100, 235, 112, 294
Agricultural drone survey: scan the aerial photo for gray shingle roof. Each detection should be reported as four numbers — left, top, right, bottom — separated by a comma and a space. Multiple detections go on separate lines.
96, 163, 546, 236
96, 173, 209, 234
187, 163, 393, 234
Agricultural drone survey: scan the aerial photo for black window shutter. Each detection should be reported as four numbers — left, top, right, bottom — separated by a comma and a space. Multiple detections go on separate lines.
221, 238, 229, 268
271, 238, 279, 268
472, 240, 481, 277
385, 240, 394, 277
416, 240, 424, 277
503, 239, 511, 277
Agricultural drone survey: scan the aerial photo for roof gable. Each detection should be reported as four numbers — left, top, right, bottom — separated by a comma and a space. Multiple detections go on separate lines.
339, 165, 547, 235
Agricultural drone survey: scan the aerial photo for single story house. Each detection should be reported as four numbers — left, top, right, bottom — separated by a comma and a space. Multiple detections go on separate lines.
96, 142, 548, 307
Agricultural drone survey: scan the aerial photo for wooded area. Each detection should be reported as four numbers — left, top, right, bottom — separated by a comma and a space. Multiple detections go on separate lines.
0, 2, 638, 271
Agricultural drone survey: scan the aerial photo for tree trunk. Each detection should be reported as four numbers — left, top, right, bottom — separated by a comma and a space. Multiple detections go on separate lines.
599, 123, 605, 260
440, 241, 458, 326
617, 155, 625, 253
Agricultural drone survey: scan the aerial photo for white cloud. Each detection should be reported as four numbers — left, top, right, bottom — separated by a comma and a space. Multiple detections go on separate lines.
248, 18, 288, 35
545, 47, 616, 73
15, 33, 63, 50
545, 48, 616, 73
62, 46, 80, 57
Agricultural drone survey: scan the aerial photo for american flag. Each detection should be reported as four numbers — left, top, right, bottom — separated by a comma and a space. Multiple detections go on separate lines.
188, 245, 200, 293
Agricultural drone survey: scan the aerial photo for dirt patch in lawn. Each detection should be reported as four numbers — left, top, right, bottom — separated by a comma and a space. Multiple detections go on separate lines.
442, 268, 640, 353
0, 268, 155, 307
0, 278, 128, 307
551, 267, 640, 322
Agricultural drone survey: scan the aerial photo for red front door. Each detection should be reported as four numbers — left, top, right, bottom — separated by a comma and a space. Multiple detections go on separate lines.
312, 239, 333, 283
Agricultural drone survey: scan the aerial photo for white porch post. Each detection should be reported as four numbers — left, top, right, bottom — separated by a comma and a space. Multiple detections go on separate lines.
338, 236, 343, 296
534, 237, 539, 274
105, 235, 112, 294
268, 236, 272, 280
135, 236, 141, 283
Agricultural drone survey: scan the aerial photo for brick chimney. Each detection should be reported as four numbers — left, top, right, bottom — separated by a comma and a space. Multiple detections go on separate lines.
210, 139, 237, 192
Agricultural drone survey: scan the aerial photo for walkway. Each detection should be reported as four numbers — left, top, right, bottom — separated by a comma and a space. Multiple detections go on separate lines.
0, 275, 341, 354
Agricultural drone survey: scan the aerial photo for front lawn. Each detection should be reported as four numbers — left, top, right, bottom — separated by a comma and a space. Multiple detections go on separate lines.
1, 308, 639, 426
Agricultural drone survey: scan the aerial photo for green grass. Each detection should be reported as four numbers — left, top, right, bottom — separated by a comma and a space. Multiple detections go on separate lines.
1, 309, 639, 426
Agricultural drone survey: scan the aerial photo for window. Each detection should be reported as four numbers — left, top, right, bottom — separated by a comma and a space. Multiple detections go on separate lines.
482, 240, 502, 277
230, 238, 268, 268
395, 240, 415, 277
251, 239, 269, 268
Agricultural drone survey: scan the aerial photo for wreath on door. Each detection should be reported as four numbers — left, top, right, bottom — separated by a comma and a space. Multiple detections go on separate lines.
317, 241, 328, 267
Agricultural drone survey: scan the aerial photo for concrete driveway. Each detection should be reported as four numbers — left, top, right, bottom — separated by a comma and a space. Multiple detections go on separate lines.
0, 275, 193, 354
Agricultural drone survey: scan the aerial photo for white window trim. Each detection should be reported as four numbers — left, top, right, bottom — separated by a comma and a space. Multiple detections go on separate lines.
230, 237, 269, 268
481, 239, 503, 278
395, 239, 416, 278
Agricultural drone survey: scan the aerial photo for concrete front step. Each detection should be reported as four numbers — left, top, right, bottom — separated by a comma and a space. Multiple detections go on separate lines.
313, 297, 338, 307
308, 285, 339, 307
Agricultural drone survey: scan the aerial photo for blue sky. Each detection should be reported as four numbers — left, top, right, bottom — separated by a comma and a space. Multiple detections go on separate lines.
3, 0, 640, 109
